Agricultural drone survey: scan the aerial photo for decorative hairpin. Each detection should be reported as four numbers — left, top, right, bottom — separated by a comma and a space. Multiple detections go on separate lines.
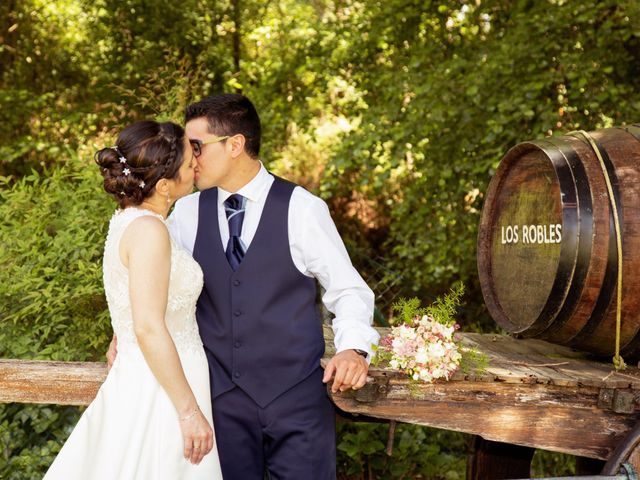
111, 146, 128, 165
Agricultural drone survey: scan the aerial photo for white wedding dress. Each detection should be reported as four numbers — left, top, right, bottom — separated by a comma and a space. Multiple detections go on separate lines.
44, 208, 223, 480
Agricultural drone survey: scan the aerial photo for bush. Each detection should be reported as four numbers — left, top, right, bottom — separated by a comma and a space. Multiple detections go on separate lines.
0, 152, 113, 361
337, 422, 467, 480
0, 403, 81, 480
0, 147, 114, 477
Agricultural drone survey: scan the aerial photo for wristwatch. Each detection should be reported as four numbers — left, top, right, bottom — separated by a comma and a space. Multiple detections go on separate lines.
352, 349, 368, 359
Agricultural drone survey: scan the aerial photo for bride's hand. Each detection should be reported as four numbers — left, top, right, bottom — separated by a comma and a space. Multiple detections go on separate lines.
179, 406, 214, 465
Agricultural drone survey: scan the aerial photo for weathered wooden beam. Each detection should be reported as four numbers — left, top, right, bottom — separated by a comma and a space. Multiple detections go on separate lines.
328, 368, 637, 460
0, 359, 106, 406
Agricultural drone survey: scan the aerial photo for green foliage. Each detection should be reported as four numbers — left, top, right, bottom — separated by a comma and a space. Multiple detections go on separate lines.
0, 151, 111, 477
425, 283, 465, 328
0, 152, 112, 361
458, 347, 489, 377
390, 297, 428, 325
390, 284, 464, 327
337, 422, 467, 480
314, 0, 640, 329
531, 449, 576, 477
2, 0, 639, 477
0, 403, 80, 480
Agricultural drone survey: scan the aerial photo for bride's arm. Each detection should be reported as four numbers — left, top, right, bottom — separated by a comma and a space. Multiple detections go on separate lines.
122, 215, 213, 465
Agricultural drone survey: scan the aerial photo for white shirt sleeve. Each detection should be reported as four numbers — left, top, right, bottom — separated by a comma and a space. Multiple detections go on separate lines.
291, 189, 380, 360
167, 192, 200, 255
166, 208, 183, 249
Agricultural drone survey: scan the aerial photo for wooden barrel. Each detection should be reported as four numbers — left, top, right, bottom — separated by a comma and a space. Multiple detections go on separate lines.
477, 125, 640, 358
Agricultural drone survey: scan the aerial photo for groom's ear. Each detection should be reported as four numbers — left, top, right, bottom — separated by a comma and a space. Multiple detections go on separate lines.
228, 134, 246, 159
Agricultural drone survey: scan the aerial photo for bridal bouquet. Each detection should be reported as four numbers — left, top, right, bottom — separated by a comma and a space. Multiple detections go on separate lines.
372, 284, 464, 383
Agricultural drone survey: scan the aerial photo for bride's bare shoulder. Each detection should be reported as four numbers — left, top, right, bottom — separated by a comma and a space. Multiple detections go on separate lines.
120, 215, 170, 263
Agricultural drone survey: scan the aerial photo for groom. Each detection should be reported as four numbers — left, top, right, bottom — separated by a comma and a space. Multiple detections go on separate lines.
113, 93, 379, 479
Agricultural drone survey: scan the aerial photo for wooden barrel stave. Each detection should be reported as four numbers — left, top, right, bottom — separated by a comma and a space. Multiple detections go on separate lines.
537, 134, 613, 347
584, 128, 640, 356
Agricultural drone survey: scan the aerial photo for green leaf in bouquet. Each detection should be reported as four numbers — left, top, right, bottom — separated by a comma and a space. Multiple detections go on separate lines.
390, 297, 427, 325
424, 282, 465, 327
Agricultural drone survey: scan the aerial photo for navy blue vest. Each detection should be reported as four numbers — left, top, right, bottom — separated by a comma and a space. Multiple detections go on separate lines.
192, 177, 324, 407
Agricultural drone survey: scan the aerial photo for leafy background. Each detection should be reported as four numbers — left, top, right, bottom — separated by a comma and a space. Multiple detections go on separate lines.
1, 0, 639, 478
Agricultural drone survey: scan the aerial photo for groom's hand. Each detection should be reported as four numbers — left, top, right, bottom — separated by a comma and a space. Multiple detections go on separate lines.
106, 334, 118, 371
323, 349, 368, 393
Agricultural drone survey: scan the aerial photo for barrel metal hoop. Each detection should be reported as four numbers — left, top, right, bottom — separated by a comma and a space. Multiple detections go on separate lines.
533, 138, 594, 341
568, 134, 623, 350
516, 139, 580, 337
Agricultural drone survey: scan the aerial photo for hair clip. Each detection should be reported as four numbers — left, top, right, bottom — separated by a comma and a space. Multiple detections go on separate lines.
119, 156, 127, 164
123, 168, 130, 176
139, 181, 145, 189
119, 191, 125, 196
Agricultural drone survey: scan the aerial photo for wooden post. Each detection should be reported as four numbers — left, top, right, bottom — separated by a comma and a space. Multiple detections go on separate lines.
575, 456, 606, 475
467, 436, 535, 480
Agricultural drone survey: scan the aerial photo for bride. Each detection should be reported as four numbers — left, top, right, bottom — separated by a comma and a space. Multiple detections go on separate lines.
44, 120, 223, 479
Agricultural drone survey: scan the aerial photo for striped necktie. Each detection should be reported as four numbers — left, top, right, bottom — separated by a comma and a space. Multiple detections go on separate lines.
224, 194, 246, 270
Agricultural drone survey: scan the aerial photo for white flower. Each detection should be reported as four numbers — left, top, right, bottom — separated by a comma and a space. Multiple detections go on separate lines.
123, 168, 130, 176
428, 342, 446, 358
139, 181, 145, 189
119, 156, 127, 163
438, 323, 455, 338
415, 347, 429, 364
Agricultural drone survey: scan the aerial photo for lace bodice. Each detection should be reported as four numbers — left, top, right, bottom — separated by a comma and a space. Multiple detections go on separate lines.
103, 208, 204, 352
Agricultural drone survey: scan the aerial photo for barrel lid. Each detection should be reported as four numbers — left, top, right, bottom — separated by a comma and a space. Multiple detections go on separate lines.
478, 142, 575, 334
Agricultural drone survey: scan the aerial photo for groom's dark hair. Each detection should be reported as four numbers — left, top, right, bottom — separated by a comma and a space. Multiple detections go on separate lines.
185, 94, 261, 158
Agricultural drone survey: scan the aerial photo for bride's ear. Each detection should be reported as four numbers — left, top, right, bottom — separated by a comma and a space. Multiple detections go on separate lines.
155, 178, 170, 196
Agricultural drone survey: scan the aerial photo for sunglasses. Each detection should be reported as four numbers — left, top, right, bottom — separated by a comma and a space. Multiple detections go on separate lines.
189, 135, 230, 158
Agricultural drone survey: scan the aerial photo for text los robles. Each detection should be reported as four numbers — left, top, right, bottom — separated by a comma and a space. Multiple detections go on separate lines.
501, 224, 562, 245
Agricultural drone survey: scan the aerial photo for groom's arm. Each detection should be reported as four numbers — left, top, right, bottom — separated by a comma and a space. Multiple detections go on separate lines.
291, 189, 380, 392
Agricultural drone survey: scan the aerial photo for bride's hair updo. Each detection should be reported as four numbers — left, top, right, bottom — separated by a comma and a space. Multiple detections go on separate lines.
95, 121, 186, 208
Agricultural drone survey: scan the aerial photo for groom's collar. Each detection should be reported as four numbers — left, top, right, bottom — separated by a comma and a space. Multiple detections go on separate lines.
218, 161, 271, 204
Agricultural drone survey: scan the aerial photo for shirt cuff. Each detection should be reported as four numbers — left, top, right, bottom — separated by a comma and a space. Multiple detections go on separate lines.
334, 328, 380, 365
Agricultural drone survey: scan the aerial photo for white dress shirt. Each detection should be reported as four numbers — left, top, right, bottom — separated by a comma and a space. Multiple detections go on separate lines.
168, 163, 380, 359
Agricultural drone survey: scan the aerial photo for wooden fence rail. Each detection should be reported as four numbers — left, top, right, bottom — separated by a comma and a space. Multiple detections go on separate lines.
3, 326, 640, 475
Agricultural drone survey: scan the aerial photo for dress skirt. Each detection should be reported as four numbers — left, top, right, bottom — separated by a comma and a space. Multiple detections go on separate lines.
43, 345, 223, 480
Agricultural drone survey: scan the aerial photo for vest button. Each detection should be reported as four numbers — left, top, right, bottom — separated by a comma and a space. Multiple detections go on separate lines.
233, 371, 241, 378
234, 341, 241, 348
233, 279, 241, 286
234, 310, 242, 317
